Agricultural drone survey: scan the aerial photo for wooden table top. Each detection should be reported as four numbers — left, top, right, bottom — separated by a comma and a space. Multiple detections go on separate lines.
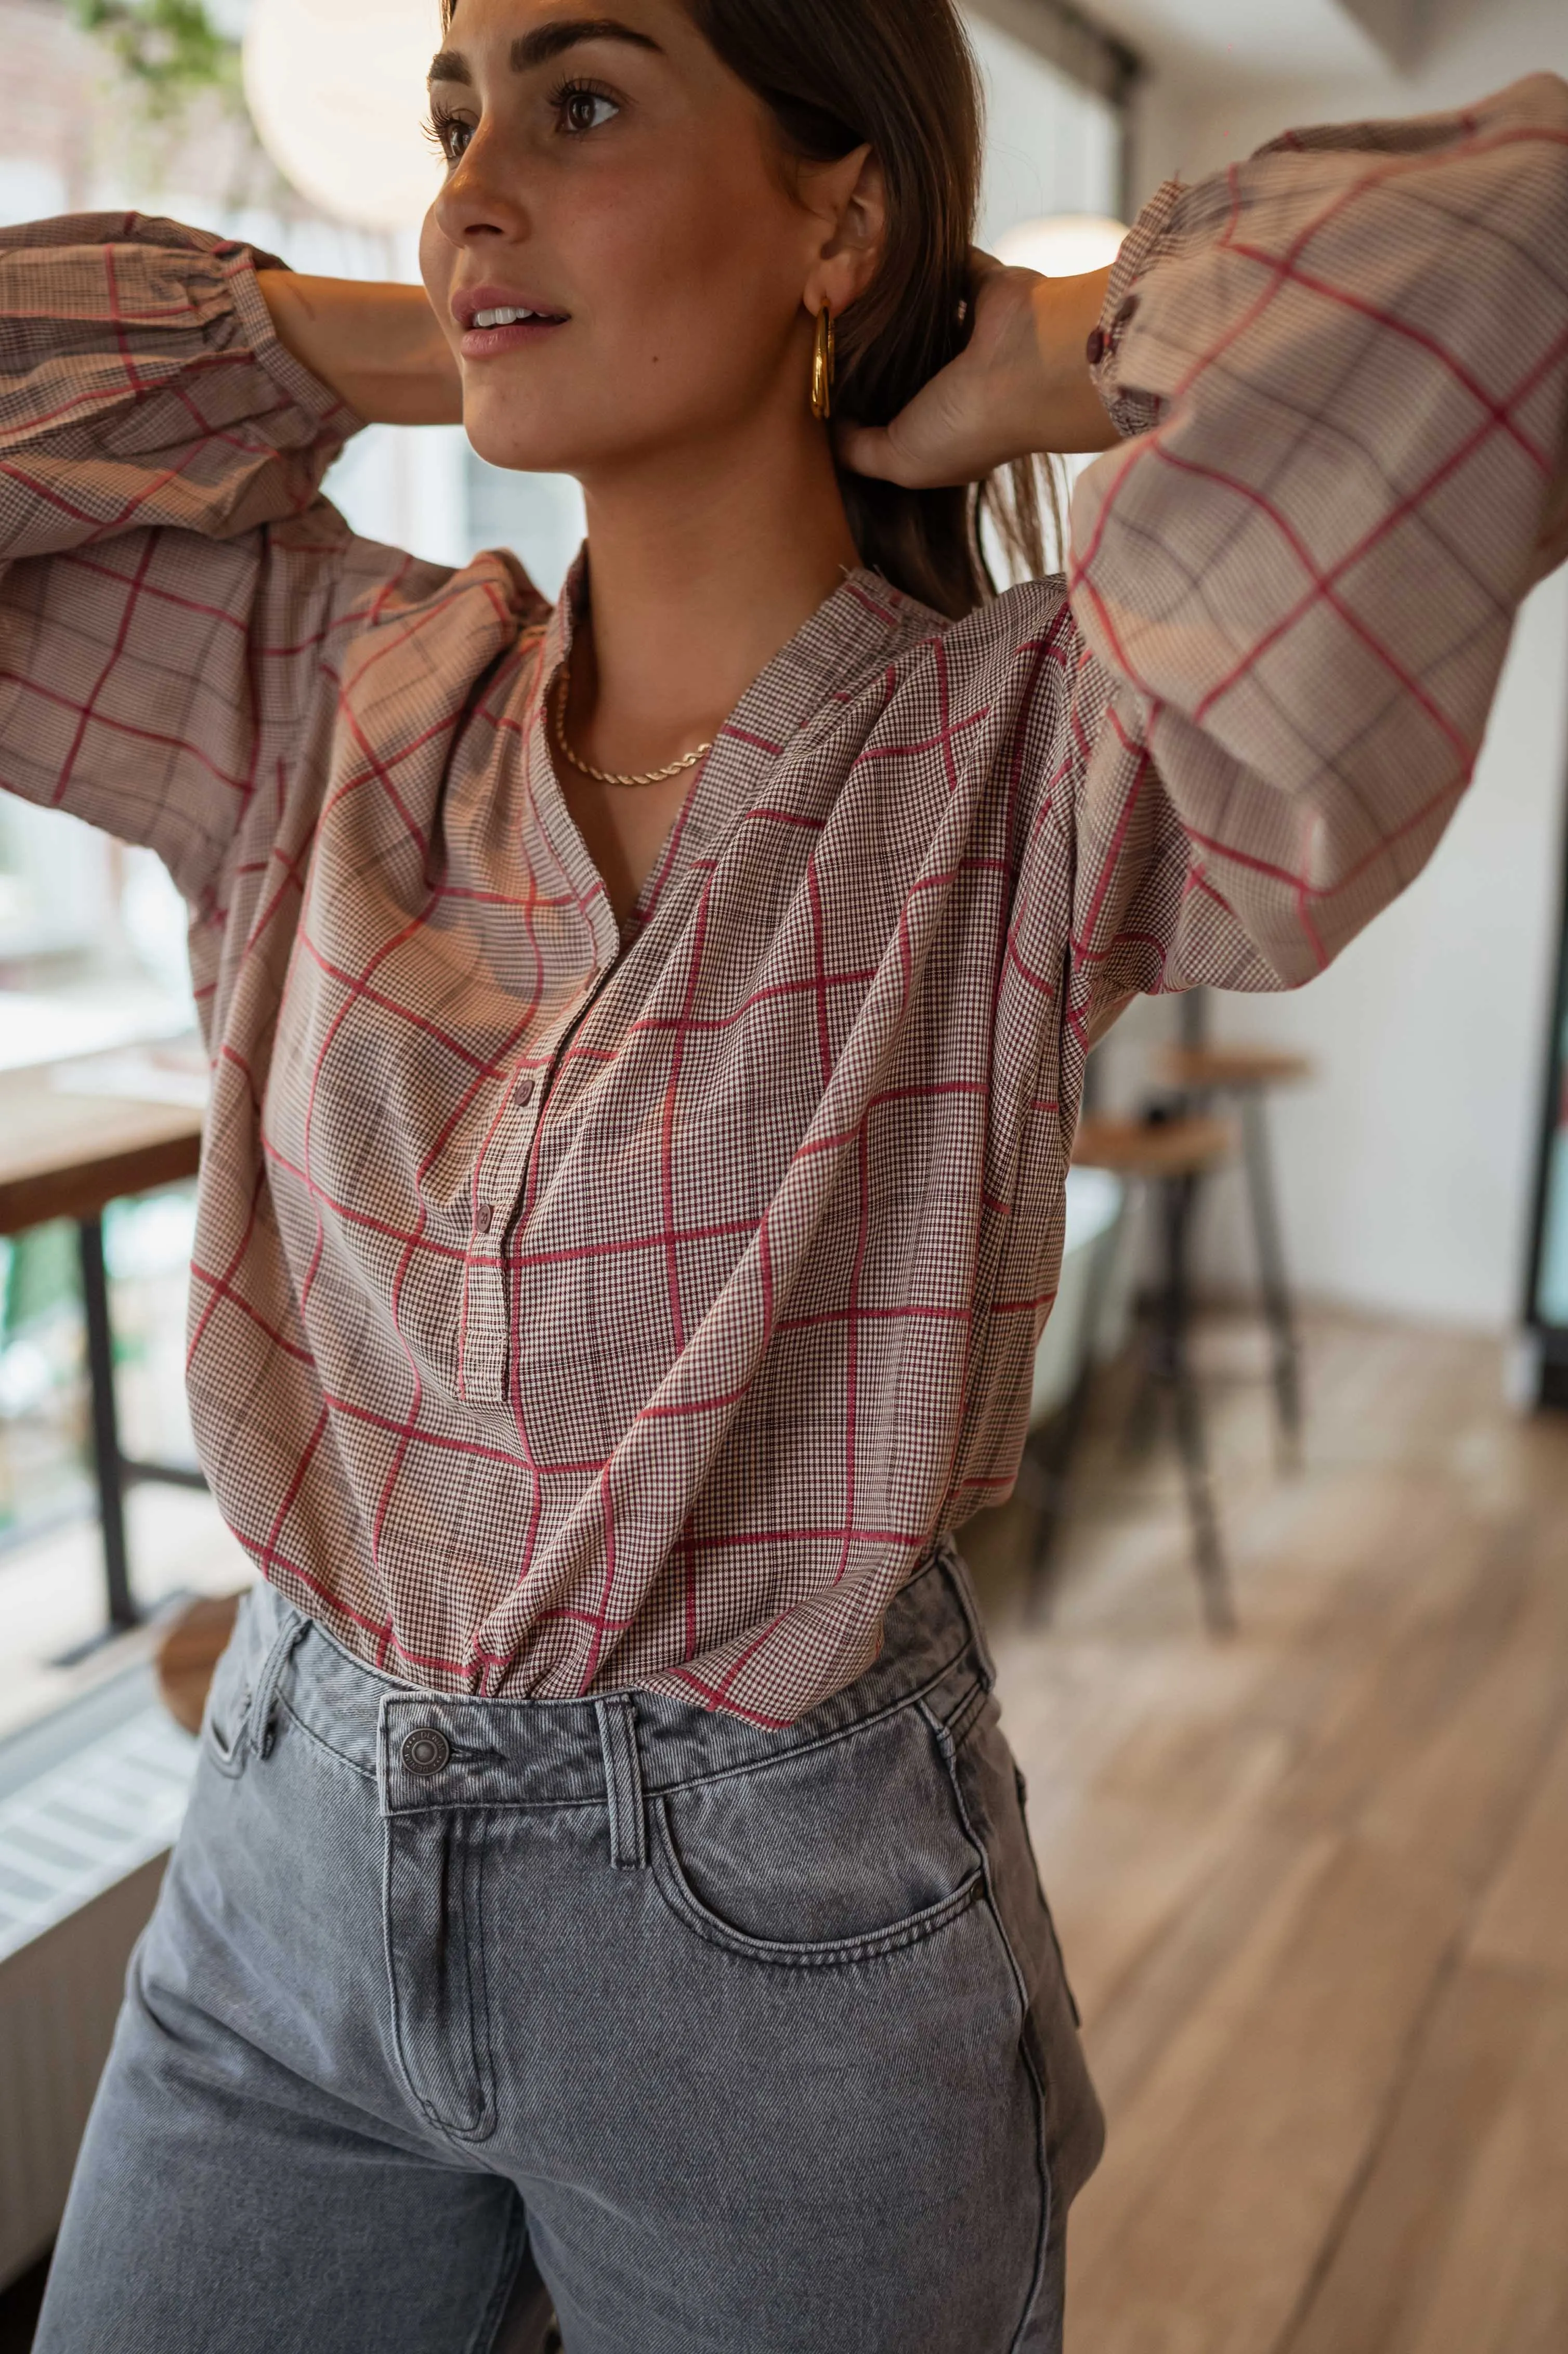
0, 1058, 204, 1237
1072, 1112, 1236, 1180
1160, 1045, 1314, 1091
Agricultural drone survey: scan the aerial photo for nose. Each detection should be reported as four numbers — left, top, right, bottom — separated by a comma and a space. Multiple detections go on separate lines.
430, 129, 530, 250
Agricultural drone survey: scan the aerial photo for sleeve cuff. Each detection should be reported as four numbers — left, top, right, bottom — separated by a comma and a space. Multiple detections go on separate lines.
1087, 178, 1184, 440
223, 244, 369, 447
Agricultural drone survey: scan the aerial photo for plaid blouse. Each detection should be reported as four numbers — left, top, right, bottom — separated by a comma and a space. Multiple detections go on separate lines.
3, 76, 1565, 1724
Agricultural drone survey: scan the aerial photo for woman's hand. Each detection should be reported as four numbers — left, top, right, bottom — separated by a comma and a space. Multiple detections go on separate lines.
257, 274, 463, 428
835, 255, 1118, 488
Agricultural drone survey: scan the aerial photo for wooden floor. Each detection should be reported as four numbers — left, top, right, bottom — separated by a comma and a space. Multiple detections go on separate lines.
968, 1310, 1568, 2354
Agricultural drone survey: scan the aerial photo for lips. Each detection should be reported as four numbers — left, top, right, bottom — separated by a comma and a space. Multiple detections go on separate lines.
452, 284, 570, 363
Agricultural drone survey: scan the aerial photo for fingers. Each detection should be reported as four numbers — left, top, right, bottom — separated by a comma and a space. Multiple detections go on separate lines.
834, 402, 979, 489
833, 424, 963, 488
834, 415, 994, 491
834, 420, 920, 485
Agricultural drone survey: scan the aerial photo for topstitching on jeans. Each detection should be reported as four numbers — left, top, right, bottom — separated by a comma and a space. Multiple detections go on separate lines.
273, 1690, 379, 1781
637, 1639, 982, 1800
921, 1697, 1053, 2351
370, 1651, 977, 1819
646, 1801, 988, 1971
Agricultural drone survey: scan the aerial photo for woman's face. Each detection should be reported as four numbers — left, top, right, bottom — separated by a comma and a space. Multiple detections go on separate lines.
420, 0, 863, 480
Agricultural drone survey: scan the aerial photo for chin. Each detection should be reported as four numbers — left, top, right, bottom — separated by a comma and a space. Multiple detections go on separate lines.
461, 396, 585, 478
459, 370, 727, 483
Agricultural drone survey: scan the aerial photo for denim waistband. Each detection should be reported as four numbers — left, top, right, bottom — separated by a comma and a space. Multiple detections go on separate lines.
236, 1537, 996, 1823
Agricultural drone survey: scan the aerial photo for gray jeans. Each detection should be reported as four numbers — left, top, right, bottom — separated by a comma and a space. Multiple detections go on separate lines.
36, 1541, 1103, 2352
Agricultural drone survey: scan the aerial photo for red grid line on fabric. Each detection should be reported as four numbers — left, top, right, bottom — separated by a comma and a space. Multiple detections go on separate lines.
659, 875, 716, 1357
2, 658, 252, 797
320, 1389, 605, 1478
1191, 319, 1568, 725
369, 979, 552, 1564
188, 1253, 313, 1367
293, 927, 522, 1079
460, 874, 546, 1401
258, 1135, 471, 1263
48, 530, 160, 809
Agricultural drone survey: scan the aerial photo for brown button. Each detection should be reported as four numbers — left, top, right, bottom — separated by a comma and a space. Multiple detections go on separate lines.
1115, 294, 1140, 328
513, 1074, 535, 1106
1085, 325, 1107, 368
476, 1202, 494, 1234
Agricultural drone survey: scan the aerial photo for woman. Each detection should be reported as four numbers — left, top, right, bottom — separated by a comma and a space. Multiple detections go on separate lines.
8, 0, 1566, 2343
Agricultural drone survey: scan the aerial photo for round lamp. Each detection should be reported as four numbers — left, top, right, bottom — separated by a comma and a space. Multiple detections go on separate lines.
995, 215, 1130, 279
243, 0, 444, 232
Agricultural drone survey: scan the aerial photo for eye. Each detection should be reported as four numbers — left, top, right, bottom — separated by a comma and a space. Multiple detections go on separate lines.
425, 104, 474, 165
553, 80, 619, 137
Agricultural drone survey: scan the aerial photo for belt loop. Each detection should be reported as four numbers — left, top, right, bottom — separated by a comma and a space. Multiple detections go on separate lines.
249, 1607, 310, 1760
939, 1534, 997, 1691
594, 1695, 648, 1870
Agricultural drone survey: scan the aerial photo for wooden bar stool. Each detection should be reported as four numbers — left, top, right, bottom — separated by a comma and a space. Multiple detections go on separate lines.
1069, 1111, 1238, 1634
1161, 1044, 1311, 1464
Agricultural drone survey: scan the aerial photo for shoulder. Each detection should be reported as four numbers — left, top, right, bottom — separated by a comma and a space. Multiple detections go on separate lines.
864, 573, 1080, 723
329, 535, 549, 635
310, 532, 551, 697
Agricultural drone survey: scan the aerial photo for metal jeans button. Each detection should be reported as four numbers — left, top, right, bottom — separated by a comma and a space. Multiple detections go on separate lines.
401, 1727, 452, 1775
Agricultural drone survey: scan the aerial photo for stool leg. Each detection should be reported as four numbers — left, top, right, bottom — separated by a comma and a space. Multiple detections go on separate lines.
1158, 1173, 1235, 1636
1178, 986, 1211, 1051
1241, 1091, 1303, 1466
1025, 1206, 1128, 1620
1023, 1418, 1073, 1624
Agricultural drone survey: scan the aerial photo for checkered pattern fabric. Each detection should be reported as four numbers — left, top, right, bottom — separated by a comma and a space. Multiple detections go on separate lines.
3, 77, 1565, 1723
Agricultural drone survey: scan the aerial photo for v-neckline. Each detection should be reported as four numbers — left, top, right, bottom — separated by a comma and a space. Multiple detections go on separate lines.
522, 553, 921, 972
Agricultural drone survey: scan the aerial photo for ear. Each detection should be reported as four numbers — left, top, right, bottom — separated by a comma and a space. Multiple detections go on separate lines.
800, 146, 887, 319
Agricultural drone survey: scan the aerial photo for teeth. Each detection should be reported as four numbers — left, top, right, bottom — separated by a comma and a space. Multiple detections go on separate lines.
474, 306, 536, 328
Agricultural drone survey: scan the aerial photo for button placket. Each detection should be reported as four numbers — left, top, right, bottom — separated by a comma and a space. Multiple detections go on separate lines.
461, 972, 615, 1407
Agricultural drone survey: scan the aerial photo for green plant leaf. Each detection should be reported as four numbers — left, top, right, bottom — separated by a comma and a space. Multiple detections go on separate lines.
70, 0, 242, 124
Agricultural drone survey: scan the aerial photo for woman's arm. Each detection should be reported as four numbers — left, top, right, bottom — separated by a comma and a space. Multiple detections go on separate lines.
0, 214, 375, 906
850, 75, 1568, 1020
256, 274, 461, 427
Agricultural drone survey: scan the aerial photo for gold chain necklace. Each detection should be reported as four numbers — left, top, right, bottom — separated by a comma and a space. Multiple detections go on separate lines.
550, 669, 713, 790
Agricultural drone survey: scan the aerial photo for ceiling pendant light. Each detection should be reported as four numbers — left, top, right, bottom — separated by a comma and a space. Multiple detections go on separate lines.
996, 215, 1130, 279
243, 0, 444, 232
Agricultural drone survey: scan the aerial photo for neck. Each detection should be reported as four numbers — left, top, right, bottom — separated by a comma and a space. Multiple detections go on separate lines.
566, 400, 861, 768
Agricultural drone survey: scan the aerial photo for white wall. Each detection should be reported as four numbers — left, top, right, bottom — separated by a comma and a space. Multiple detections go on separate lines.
966, 12, 1122, 245
1130, 0, 1568, 197
1109, 0, 1568, 1332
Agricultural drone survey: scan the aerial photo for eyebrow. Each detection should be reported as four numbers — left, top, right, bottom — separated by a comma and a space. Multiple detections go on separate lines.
429, 18, 662, 84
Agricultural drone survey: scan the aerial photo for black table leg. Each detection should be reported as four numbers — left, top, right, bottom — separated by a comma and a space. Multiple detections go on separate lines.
75, 1212, 141, 1636
1157, 1172, 1235, 1635
1240, 1091, 1304, 1466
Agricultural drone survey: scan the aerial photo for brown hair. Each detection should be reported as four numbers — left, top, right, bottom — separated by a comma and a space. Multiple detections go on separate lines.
441, 0, 1052, 616
688, 0, 1052, 616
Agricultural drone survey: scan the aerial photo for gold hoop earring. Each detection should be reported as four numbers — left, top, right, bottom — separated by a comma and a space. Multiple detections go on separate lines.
810, 302, 836, 423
